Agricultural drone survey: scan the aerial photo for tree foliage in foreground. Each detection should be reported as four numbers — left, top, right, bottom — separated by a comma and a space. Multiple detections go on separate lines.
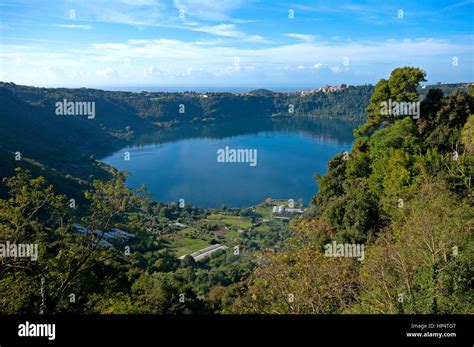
233, 68, 473, 314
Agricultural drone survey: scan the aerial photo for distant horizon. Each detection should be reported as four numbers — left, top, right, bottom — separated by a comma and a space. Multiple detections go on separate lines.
1, 80, 472, 94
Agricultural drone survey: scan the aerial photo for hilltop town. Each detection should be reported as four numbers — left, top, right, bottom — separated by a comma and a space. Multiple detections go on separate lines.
299, 84, 348, 96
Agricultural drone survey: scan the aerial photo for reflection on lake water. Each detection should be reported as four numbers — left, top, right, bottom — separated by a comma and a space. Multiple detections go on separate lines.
102, 118, 361, 208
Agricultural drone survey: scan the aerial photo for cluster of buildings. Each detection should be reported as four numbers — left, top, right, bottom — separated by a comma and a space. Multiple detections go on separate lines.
300, 84, 347, 96
272, 205, 305, 215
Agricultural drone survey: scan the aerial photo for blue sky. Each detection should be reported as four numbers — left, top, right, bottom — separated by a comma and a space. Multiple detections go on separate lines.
0, 0, 473, 89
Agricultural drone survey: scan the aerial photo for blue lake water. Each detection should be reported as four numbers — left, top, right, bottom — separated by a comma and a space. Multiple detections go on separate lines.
102, 119, 359, 208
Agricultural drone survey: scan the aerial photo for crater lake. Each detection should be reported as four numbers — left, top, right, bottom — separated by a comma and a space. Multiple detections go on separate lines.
101, 118, 360, 208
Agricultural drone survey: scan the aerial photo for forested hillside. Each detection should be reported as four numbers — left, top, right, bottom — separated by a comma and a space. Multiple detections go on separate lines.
231, 67, 473, 314
0, 70, 472, 314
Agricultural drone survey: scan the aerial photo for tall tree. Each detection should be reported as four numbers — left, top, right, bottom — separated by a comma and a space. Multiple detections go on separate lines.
356, 67, 426, 136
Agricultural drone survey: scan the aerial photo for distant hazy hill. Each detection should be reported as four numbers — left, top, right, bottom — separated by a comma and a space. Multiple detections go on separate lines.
418, 83, 472, 97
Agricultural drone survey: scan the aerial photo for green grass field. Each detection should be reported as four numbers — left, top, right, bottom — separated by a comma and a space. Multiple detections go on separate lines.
223, 230, 240, 241
176, 227, 196, 236
169, 237, 212, 257
206, 214, 253, 228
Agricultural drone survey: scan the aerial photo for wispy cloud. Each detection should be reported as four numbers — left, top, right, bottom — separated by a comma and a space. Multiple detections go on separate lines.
173, 0, 246, 22
284, 33, 315, 42
443, 0, 474, 11
290, 2, 399, 25
61, 0, 168, 27
3, 35, 470, 86
182, 22, 266, 41
47, 0, 261, 41
54, 24, 93, 30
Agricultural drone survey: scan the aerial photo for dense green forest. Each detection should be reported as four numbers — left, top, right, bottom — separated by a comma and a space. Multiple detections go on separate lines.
0, 69, 472, 314
232, 68, 473, 314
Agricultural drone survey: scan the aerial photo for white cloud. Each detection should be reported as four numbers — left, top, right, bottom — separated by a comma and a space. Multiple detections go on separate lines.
2, 37, 473, 86
55, 0, 261, 42
186, 23, 242, 37
182, 23, 267, 41
66, 0, 167, 27
55, 24, 93, 30
97, 67, 117, 79
173, 0, 245, 21
330, 66, 349, 73
144, 65, 163, 77
284, 33, 315, 42
45, 65, 65, 79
